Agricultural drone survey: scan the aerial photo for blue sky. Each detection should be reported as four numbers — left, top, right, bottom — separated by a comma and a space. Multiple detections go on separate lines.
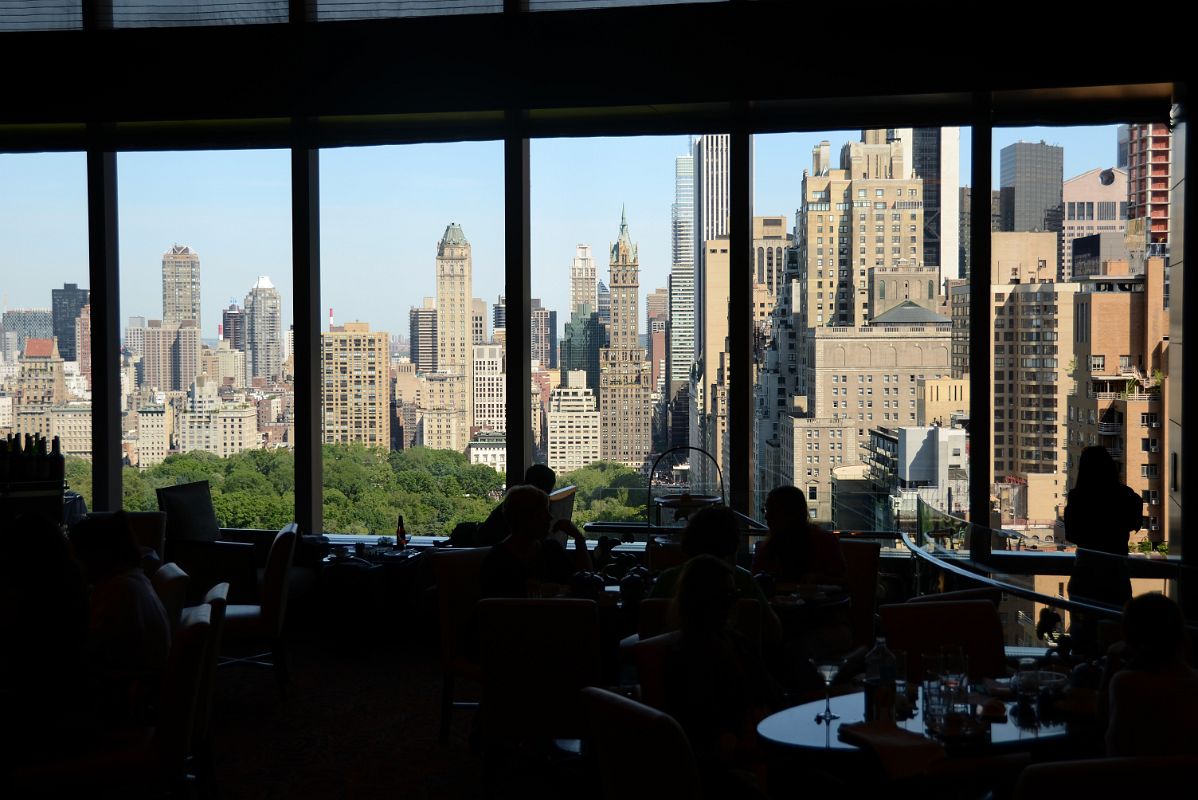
1, 124, 1123, 342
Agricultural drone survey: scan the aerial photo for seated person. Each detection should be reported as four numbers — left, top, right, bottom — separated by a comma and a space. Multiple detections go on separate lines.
649, 506, 781, 643
480, 484, 591, 598
1105, 593, 1198, 757
751, 485, 846, 586
474, 463, 557, 547
69, 512, 172, 721
663, 554, 779, 799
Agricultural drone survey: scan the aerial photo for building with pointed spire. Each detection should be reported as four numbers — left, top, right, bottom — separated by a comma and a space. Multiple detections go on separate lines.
599, 209, 653, 470
424, 223, 473, 452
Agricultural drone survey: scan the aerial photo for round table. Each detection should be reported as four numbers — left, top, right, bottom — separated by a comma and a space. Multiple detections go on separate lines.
758, 689, 1070, 753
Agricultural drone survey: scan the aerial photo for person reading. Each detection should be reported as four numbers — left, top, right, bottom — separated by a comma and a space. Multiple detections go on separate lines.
472, 463, 556, 547
480, 484, 591, 599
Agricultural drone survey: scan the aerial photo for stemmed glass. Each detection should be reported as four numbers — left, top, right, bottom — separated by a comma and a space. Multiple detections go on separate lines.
812, 658, 843, 724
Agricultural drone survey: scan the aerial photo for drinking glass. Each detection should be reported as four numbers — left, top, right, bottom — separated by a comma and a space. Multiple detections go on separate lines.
812, 658, 842, 724
1016, 657, 1040, 705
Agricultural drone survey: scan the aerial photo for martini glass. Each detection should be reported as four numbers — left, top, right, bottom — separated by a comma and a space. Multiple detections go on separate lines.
813, 658, 843, 724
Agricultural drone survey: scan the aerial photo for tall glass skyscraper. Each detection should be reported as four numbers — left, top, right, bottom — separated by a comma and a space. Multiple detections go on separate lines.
668, 149, 695, 395
999, 140, 1064, 234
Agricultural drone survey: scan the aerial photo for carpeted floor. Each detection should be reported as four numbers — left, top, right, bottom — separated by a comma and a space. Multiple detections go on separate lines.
212, 621, 485, 800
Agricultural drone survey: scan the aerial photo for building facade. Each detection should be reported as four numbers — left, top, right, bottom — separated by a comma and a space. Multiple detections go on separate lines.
409, 297, 437, 373
162, 244, 201, 326
320, 321, 390, 448
51, 282, 89, 362
570, 244, 597, 316
546, 370, 601, 473
244, 275, 283, 382
1061, 167, 1128, 279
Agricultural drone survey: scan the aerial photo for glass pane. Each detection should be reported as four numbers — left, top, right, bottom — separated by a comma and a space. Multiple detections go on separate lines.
531, 0, 723, 10
753, 127, 968, 532
0, 1, 81, 31
317, 0, 501, 20
118, 150, 294, 530
320, 142, 505, 536
991, 123, 1172, 562
112, 1, 288, 28
531, 135, 719, 529
0, 153, 91, 505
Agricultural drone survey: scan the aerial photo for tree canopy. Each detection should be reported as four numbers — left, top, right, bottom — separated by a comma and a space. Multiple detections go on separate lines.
64, 447, 647, 535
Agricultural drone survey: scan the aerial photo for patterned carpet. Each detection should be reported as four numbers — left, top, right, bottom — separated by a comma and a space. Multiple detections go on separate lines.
212, 619, 485, 800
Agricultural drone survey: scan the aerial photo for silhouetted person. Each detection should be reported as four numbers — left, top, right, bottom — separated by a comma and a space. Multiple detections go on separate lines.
0, 515, 92, 767
1105, 593, 1198, 756
473, 463, 557, 547
480, 484, 590, 598
649, 506, 781, 642
663, 555, 777, 799
1063, 446, 1140, 608
69, 512, 171, 721
751, 485, 846, 585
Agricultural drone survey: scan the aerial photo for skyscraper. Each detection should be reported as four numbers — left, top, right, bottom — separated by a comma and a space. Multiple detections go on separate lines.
162, 244, 201, 326
1125, 122, 1171, 245
141, 319, 201, 393
570, 244, 597, 316
51, 282, 89, 361
999, 141, 1064, 234
1, 308, 52, 352
472, 297, 488, 345
409, 297, 437, 373
244, 275, 283, 382
668, 147, 696, 399
222, 302, 246, 351
596, 280, 610, 332
430, 223, 473, 452
692, 134, 729, 366
1062, 167, 1128, 279
530, 300, 558, 369
911, 127, 961, 280
560, 303, 602, 396
321, 321, 390, 448
599, 210, 653, 470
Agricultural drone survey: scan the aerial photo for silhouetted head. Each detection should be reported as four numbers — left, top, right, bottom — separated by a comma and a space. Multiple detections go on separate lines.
502, 484, 552, 540
68, 511, 141, 580
1123, 592, 1187, 669
672, 554, 737, 636
765, 485, 810, 535
524, 464, 556, 494
1075, 446, 1119, 489
681, 506, 740, 560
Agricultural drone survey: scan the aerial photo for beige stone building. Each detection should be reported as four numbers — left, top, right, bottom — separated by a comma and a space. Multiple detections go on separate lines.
419, 373, 469, 451
546, 370, 601, 474
917, 377, 970, 426
433, 223, 474, 450
950, 232, 1077, 516
473, 343, 505, 432
13, 403, 92, 459
137, 404, 171, 468
1067, 255, 1168, 544
179, 405, 258, 459
141, 319, 201, 393
690, 238, 730, 487
321, 321, 390, 449
201, 339, 249, 389
599, 211, 653, 470
796, 132, 924, 330
777, 414, 859, 524
161, 244, 201, 327
12, 338, 66, 408
1062, 167, 1128, 279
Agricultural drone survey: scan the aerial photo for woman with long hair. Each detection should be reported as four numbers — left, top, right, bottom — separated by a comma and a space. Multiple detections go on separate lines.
1063, 445, 1141, 608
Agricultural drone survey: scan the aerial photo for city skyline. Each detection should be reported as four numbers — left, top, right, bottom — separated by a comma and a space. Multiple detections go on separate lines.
2, 127, 1122, 344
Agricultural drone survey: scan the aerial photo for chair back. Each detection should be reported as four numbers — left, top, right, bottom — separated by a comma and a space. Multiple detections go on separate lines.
581, 687, 701, 800
126, 511, 168, 564
152, 562, 190, 634
637, 596, 763, 645
1014, 756, 1198, 799
259, 524, 298, 637
645, 536, 687, 572
157, 481, 221, 547
154, 603, 212, 780
841, 538, 881, 648
431, 547, 490, 666
185, 582, 229, 748
637, 597, 673, 639
879, 599, 1006, 681
477, 598, 601, 741
627, 631, 676, 710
